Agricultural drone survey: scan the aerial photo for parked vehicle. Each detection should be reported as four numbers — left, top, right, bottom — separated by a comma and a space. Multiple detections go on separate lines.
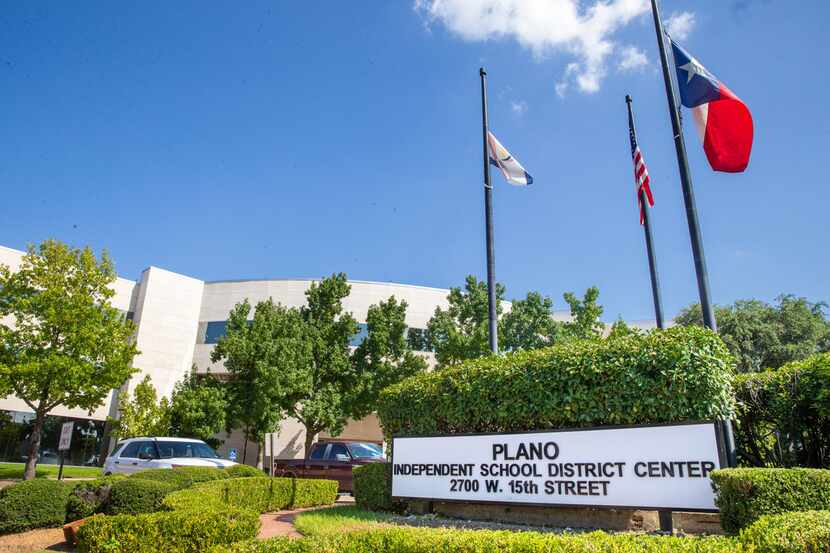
272, 441, 385, 492
103, 437, 236, 475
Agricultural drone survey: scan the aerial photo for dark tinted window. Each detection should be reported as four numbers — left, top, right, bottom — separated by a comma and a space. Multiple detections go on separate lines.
349, 324, 369, 347
156, 441, 219, 459
136, 441, 157, 459
309, 444, 327, 460
347, 443, 384, 459
120, 442, 141, 458
327, 444, 349, 460
204, 321, 228, 344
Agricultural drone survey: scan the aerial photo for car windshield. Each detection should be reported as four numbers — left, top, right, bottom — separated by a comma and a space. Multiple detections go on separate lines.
347, 443, 384, 458
155, 441, 219, 459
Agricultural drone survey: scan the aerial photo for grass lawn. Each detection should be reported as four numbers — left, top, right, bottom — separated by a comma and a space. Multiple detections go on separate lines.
293, 506, 397, 537
0, 462, 101, 480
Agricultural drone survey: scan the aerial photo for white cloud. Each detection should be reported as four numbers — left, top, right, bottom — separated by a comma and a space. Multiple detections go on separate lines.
510, 100, 528, 115
666, 11, 696, 41
414, 0, 650, 95
618, 46, 648, 72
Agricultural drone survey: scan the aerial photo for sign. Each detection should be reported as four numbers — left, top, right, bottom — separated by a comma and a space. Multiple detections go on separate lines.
58, 422, 74, 451
228, 448, 238, 462
391, 422, 724, 512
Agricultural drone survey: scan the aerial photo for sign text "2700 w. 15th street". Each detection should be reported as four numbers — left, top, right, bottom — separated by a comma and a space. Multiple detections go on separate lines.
391, 422, 724, 511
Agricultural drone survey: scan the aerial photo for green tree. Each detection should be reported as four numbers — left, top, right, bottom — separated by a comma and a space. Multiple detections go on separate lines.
426, 275, 506, 366
0, 240, 139, 480
169, 371, 228, 448
288, 274, 359, 458
562, 286, 605, 339
675, 295, 830, 372
212, 298, 312, 468
501, 291, 564, 351
109, 375, 171, 440
606, 318, 642, 340
350, 297, 428, 419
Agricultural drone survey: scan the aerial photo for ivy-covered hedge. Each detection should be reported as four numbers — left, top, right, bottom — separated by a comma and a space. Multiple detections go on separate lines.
162, 477, 339, 513
734, 353, 830, 468
739, 510, 830, 553
77, 507, 260, 553
352, 464, 403, 513
0, 479, 71, 534
379, 327, 734, 437
711, 468, 830, 533
210, 527, 738, 553
106, 478, 179, 515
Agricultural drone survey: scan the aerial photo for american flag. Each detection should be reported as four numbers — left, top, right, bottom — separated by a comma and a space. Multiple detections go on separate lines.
630, 128, 655, 225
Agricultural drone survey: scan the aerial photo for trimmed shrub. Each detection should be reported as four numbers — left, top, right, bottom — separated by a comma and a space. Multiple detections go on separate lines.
130, 466, 231, 489
0, 479, 71, 534
76, 507, 260, 553
106, 478, 178, 515
739, 510, 830, 552
210, 527, 738, 553
711, 467, 830, 533
734, 353, 830, 468
162, 477, 338, 513
225, 464, 264, 478
352, 464, 403, 513
67, 475, 128, 521
378, 326, 734, 438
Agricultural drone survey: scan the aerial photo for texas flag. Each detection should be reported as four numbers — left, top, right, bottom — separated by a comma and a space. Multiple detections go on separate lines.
671, 40, 754, 173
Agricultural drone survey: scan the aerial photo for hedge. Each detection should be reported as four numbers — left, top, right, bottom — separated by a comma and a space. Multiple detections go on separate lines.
106, 478, 179, 515
352, 464, 403, 513
225, 464, 265, 478
210, 527, 739, 553
738, 510, 830, 553
734, 352, 830, 468
162, 477, 339, 513
77, 507, 260, 553
78, 476, 337, 553
130, 466, 232, 489
711, 467, 830, 533
0, 479, 71, 534
378, 326, 734, 437
67, 475, 128, 521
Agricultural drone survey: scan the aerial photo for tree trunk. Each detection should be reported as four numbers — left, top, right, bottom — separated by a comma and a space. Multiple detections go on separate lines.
304, 428, 316, 459
24, 409, 47, 481
256, 440, 264, 470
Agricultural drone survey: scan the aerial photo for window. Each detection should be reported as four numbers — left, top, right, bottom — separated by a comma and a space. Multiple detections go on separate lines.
406, 327, 432, 352
136, 441, 158, 459
156, 441, 219, 459
349, 323, 369, 347
204, 321, 228, 344
347, 442, 384, 459
327, 444, 349, 460
119, 442, 141, 458
309, 444, 327, 460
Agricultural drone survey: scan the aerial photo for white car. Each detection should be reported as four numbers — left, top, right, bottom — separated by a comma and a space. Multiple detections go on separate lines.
103, 437, 237, 475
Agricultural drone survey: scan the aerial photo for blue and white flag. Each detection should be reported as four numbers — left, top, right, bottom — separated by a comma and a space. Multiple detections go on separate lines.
487, 131, 533, 186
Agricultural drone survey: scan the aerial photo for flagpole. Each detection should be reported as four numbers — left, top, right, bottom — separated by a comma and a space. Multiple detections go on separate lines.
626, 95, 665, 330
650, 0, 716, 333
650, 0, 737, 468
479, 67, 499, 354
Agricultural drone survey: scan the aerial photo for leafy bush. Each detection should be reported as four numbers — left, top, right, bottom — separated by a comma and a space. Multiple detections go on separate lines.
378, 326, 734, 437
210, 527, 738, 553
225, 464, 264, 478
711, 467, 830, 533
739, 510, 830, 552
734, 353, 830, 468
76, 507, 259, 553
106, 478, 178, 515
0, 479, 71, 534
130, 466, 230, 489
162, 477, 338, 513
352, 464, 403, 513
66, 475, 128, 522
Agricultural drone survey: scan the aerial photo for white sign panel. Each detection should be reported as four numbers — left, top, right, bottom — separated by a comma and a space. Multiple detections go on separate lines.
58, 422, 74, 451
392, 423, 723, 511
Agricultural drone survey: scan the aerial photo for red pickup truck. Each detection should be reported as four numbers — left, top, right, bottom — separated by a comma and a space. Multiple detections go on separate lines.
272, 441, 385, 492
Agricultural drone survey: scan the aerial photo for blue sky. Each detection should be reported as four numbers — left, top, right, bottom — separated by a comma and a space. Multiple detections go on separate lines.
0, 0, 826, 322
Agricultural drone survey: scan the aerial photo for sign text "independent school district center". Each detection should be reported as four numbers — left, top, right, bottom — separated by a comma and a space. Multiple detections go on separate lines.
391, 423, 723, 511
